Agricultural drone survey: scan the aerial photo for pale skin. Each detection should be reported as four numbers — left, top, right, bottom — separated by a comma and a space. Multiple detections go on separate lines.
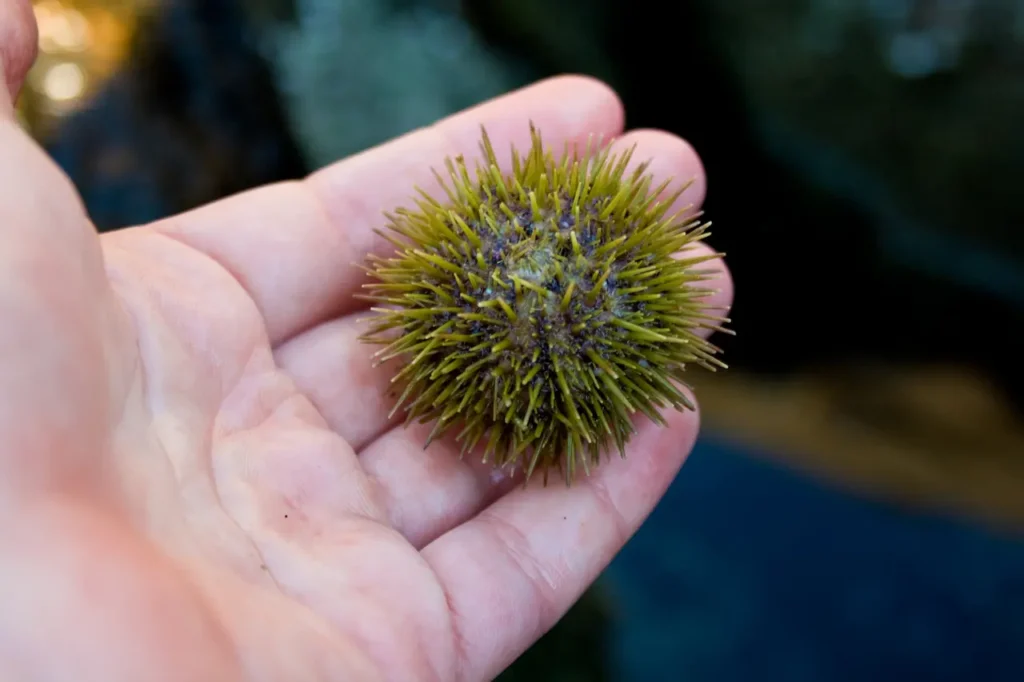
0, 4, 733, 680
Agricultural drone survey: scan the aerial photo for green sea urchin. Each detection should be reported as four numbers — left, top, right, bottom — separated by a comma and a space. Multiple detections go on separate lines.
360, 125, 729, 485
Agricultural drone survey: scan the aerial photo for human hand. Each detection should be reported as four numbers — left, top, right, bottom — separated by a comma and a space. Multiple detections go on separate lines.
0, 6, 732, 681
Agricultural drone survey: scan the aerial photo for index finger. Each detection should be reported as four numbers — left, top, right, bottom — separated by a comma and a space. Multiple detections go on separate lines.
147, 75, 626, 345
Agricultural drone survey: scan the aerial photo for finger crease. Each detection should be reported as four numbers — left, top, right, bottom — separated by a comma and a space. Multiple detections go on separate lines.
479, 508, 561, 629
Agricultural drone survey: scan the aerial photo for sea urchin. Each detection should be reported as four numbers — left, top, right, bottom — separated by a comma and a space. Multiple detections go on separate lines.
360, 125, 729, 485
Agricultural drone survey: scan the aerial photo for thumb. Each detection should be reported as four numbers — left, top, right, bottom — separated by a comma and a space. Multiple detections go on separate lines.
0, 0, 37, 113
0, 2, 124, 503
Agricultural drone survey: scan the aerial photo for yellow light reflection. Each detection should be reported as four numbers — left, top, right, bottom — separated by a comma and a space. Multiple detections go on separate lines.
20, 1, 142, 140
41, 61, 86, 102
35, 1, 92, 54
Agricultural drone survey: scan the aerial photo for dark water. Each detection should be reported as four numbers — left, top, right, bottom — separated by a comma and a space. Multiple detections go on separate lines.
603, 436, 1024, 682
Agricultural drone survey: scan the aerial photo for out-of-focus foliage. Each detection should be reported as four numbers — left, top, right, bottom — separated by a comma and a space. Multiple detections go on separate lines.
262, 0, 537, 168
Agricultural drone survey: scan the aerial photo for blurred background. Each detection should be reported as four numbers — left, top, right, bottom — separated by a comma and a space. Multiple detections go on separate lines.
16, 0, 1024, 679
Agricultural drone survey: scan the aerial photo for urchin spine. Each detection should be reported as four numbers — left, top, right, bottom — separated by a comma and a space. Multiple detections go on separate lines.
360, 125, 728, 485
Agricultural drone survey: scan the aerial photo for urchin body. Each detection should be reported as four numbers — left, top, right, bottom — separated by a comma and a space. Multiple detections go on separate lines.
361, 126, 727, 484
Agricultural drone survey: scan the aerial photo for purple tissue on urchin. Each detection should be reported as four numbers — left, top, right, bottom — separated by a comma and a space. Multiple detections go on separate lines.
359, 125, 730, 486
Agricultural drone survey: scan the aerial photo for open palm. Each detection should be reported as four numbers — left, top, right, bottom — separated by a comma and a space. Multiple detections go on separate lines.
0, 59, 732, 681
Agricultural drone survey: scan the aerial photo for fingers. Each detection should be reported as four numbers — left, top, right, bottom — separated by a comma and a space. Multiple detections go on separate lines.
336, 128, 727, 549
356, 419, 523, 549
273, 315, 395, 452
0, 0, 36, 113
274, 312, 521, 550
423, 405, 701, 682
151, 75, 626, 347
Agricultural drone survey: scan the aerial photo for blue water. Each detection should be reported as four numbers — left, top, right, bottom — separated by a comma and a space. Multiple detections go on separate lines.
603, 435, 1024, 682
